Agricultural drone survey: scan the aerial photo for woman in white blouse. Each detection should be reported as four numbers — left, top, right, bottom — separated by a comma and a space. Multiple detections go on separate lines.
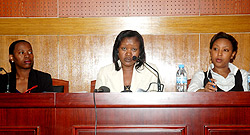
95, 30, 159, 92
188, 32, 248, 92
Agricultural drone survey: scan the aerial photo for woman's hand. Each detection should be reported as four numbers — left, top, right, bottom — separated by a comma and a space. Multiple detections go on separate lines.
197, 78, 217, 92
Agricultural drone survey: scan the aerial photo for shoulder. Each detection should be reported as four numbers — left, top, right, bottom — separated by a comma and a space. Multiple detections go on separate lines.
193, 70, 205, 76
239, 69, 248, 77
228, 63, 248, 77
138, 62, 158, 71
190, 70, 205, 82
98, 63, 116, 73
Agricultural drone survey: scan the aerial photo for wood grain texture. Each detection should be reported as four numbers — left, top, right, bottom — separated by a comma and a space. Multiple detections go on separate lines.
55, 92, 250, 107
58, 35, 115, 92
0, 93, 55, 107
0, 0, 249, 17
143, 34, 200, 91
73, 126, 187, 135
0, 16, 249, 35
0, 33, 249, 92
0, 0, 57, 17
0, 16, 249, 92
0, 126, 39, 135
2, 93, 250, 135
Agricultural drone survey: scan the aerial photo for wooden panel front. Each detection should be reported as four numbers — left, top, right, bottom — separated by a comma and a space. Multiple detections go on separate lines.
73, 126, 186, 135
0, 126, 39, 135
205, 125, 250, 135
55, 93, 250, 135
1, 92, 250, 135
0, 108, 55, 135
0, 93, 55, 135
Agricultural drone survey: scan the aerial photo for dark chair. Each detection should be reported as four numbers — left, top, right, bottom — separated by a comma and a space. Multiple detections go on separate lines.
52, 78, 69, 93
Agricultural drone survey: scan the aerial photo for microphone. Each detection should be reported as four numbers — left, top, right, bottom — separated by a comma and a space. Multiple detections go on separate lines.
0, 67, 10, 93
132, 56, 164, 92
94, 86, 110, 93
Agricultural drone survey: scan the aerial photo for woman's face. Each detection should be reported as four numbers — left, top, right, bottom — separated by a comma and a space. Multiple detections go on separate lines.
10, 42, 34, 70
210, 38, 236, 68
118, 37, 140, 68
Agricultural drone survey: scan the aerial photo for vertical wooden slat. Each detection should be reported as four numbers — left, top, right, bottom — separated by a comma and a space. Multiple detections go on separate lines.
144, 34, 200, 91
58, 35, 115, 92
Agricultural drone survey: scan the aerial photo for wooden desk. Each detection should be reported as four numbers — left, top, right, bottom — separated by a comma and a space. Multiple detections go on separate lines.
1, 92, 250, 135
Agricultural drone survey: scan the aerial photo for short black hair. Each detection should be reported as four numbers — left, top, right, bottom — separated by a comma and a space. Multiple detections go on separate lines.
210, 32, 238, 62
9, 40, 31, 72
112, 30, 146, 71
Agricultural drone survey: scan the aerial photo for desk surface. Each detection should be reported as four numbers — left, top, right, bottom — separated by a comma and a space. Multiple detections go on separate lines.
1, 92, 250, 107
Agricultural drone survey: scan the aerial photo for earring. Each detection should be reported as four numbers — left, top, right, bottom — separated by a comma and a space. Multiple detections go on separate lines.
209, 58, 212, 64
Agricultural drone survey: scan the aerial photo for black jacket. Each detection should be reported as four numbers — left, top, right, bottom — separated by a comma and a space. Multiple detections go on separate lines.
0, 69, 53, 93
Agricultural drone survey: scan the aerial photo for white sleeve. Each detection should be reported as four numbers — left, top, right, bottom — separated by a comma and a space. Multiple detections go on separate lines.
240, 69, 249, 91
187, 71, 205, 92
95, 67, 105, 89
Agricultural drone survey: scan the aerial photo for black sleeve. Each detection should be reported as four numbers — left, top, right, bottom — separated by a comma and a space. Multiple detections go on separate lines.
40, 73, 54, 92
0, 74, 5, 93
0, 74, 8, 93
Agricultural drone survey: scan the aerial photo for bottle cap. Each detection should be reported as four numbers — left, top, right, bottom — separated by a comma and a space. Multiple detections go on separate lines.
178, 64, 184, 68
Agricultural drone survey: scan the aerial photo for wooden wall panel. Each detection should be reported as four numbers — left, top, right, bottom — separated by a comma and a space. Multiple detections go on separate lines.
200, 0, 250, 15
0, 33, 249, 92
58, 35, 115, 92
1, 0, 249, 17
126, 0, 199, 16
143, 35, 200, 91
0, 0, 57, 17
0, 16, 249, 35
59, 0, 129, 17
0, 16, 249, 92
199, 34, 212, 72
232, 34, 250, 71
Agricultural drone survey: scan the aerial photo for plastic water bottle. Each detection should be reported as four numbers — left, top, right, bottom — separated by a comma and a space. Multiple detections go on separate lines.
248, 69, 250, 91
176, 64, 187, 92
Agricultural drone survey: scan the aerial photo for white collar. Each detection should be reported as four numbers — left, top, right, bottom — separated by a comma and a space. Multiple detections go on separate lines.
208, 63, 239, 75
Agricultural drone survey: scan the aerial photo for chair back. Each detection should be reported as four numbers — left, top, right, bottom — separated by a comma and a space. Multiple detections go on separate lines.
187, 79, 191, 89
52, 78, 69, 93
90, 80, 96, 93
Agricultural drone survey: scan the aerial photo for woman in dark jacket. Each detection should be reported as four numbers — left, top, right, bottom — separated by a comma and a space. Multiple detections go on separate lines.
0, 40, 53, 93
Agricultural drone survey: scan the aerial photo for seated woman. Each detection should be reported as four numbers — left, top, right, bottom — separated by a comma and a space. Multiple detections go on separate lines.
188, 32, 248, 92
95, 30, 160, 92
0, 40, 54, 93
